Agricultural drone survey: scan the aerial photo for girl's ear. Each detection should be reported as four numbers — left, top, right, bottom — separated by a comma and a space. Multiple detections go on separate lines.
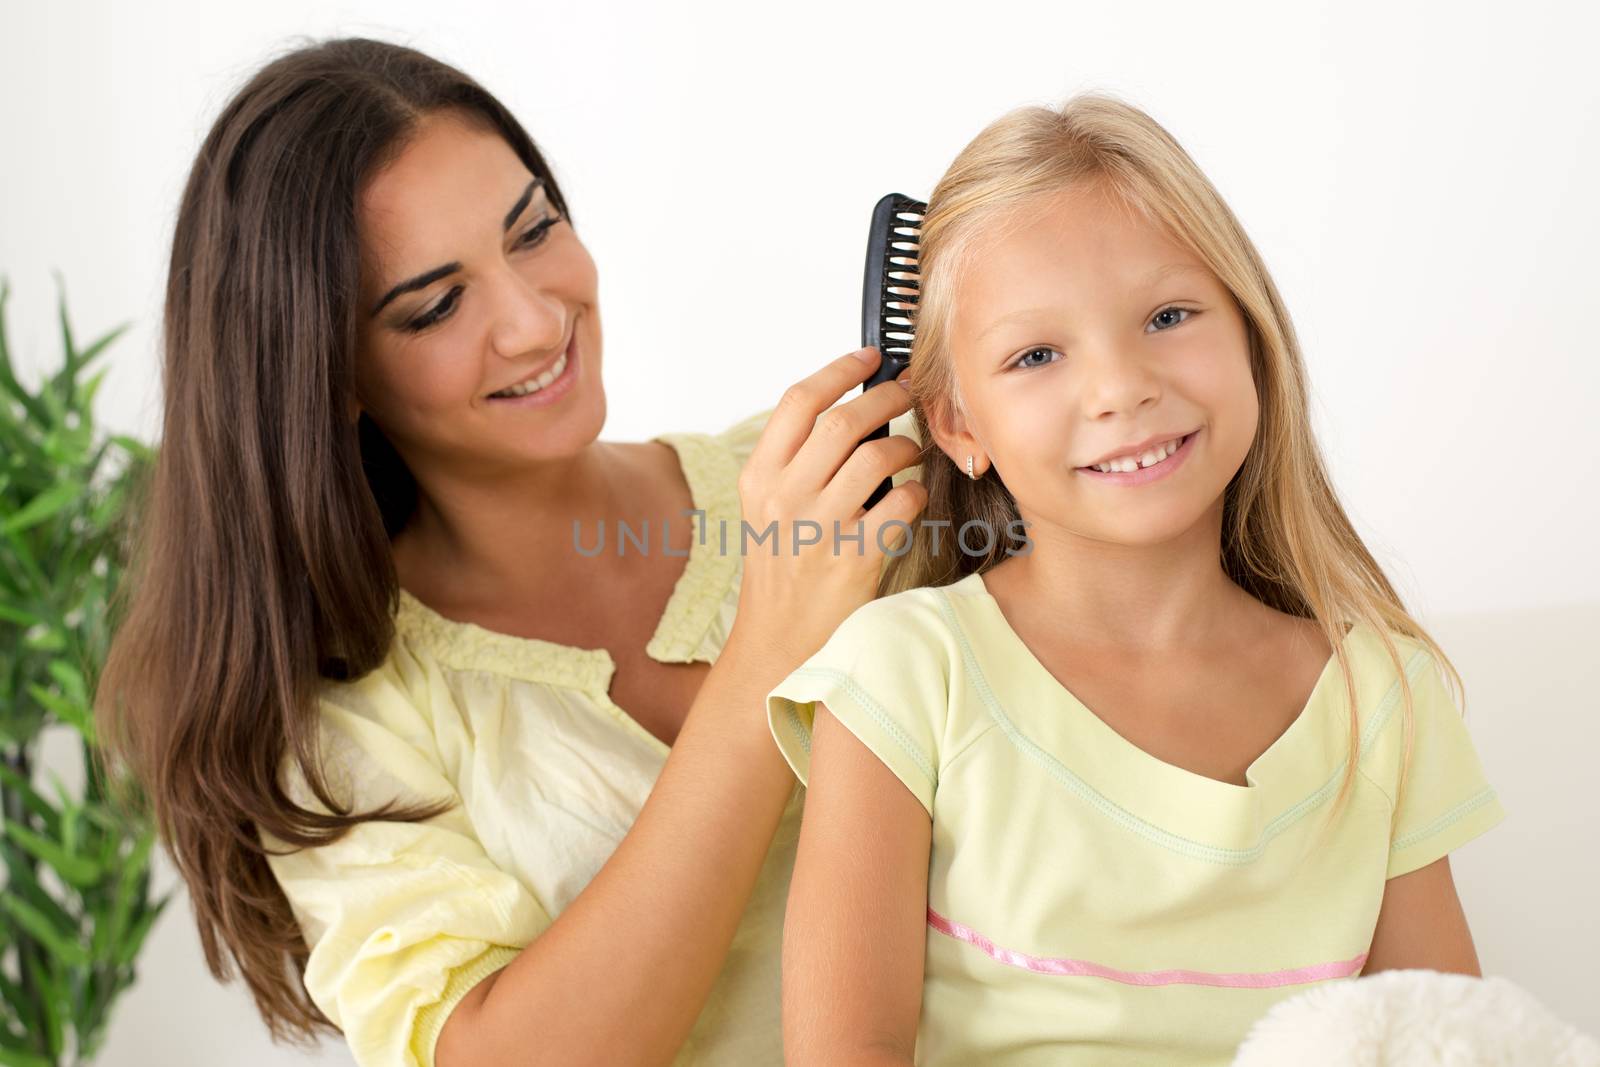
348, 396, 363, 424
924, 395, 991, 478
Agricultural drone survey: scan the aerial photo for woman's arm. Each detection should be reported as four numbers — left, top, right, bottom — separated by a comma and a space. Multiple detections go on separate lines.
782, 702, 932, 1067
436, 350, 926, 1067
1362, 855, 1482, 976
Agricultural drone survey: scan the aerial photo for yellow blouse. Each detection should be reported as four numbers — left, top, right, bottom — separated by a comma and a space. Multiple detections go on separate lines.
263, 404, 913, 1067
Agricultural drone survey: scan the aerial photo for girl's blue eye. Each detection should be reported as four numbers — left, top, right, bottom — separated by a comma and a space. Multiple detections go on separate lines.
1008, 306, 1194, 365
1012, 346, 1061, 370
1148, 306, 1192, 332
402, 216, 561, 333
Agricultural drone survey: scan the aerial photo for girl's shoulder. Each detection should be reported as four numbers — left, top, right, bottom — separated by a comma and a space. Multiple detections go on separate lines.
829, 576, 970, 655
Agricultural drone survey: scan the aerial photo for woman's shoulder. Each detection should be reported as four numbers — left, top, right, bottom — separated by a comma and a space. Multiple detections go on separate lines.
714, 404, 776, 466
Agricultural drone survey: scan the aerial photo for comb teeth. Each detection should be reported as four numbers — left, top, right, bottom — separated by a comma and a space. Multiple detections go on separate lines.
862, 193, 926, 368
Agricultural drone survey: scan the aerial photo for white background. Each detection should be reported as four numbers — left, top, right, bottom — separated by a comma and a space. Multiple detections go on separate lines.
2, 1, 1597, 1063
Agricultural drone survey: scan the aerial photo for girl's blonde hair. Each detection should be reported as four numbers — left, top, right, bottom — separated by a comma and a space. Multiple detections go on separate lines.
883, 92, 1460, 828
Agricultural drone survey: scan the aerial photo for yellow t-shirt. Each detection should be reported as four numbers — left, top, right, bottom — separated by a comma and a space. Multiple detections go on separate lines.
766, 570, 1505, 1067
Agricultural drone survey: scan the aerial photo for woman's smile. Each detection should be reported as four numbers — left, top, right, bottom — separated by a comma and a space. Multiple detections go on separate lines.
485, 321, 581, 408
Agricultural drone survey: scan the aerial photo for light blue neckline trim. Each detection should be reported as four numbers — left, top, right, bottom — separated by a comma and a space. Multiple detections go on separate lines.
933, 586, 1429, 866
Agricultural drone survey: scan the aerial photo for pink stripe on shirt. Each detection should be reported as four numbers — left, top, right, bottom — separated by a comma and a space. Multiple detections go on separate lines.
927, 906, 1367, 989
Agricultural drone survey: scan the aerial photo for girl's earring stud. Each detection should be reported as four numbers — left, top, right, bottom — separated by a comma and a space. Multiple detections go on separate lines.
966, 454, 976, 480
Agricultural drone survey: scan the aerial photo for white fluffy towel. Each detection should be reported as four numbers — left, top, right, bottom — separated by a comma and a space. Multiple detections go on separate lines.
1232, 969, 1599, 1066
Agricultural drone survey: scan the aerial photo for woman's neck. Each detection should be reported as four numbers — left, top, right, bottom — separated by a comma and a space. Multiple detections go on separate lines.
392, 439, 640, 610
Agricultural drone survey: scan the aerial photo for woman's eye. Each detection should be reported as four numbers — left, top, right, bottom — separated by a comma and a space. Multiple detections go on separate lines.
400, 218, 559, 333
518, 216, 558, 248
1148, 306, 1193, 332
405, 286, 462, 333
1011, 346, 1061, 370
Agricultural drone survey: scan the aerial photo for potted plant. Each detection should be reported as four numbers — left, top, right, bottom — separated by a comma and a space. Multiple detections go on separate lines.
0, 276, 165, 1067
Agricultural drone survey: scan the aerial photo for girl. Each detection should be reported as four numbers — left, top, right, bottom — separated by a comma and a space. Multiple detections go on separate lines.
94, 37, 926, 1067
765, 95, 1505, 1065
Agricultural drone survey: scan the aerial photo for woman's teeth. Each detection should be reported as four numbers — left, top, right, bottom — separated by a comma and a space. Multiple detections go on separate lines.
489, 351, 568, 398
1090, 434, 1186, 474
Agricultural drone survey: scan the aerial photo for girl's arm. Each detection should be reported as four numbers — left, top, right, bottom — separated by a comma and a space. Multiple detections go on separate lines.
782, 702, 933, 1067
1362, 855, 1483, 976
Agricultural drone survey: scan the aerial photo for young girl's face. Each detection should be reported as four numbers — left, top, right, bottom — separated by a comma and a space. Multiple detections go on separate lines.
939, 179, 1258, 548
353, 109, 606, 480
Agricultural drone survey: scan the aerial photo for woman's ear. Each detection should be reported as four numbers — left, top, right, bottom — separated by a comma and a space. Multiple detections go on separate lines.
347, 396, 363, 425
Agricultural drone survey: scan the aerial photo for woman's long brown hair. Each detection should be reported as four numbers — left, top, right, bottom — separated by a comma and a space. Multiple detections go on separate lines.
93, 36, 571, 1043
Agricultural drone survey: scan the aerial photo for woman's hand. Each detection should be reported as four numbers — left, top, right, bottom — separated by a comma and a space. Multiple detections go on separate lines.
731, 346, 926, 665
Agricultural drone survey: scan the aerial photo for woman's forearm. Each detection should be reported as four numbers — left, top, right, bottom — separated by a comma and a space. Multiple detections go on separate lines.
436, 629, 798, 1067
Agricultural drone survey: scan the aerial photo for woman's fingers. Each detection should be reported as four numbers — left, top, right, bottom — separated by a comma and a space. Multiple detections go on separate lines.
784, 374, 914, 499
818, 432, 925, 523
745, 346, 885, 477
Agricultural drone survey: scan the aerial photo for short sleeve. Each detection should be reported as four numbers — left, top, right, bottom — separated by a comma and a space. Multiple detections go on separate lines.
765, 592, 953, 816
1369, 643, 1507, 879
261, 662, 553, 1067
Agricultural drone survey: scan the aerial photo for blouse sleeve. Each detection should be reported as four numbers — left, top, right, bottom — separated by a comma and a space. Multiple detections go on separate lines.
262, 660, 553, 1067
1365, 641, 1507, 880
765, 592, 954, 816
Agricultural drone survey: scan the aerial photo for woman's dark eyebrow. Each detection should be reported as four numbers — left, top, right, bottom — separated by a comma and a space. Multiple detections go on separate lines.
369, 177, 544, 317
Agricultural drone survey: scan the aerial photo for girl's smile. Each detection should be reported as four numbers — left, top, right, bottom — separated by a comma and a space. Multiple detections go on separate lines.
1076, 426, 1202, 485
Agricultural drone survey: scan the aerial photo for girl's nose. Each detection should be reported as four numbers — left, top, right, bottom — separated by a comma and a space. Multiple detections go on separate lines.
1078, 343, 1162, 419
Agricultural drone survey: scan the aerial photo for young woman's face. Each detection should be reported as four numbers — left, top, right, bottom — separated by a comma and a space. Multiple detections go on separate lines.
938, 179, 1258, 547
353, 109, 604, 477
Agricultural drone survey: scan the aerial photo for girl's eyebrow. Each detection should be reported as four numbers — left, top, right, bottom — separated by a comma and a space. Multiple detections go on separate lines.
369, 177, 545, 317
976, 262, 1208, 341
1141, 262, 1207, 287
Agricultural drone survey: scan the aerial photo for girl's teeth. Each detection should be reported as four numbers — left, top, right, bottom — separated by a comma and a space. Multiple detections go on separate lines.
490, 351, 568, 398
1092, 434, 1185, 474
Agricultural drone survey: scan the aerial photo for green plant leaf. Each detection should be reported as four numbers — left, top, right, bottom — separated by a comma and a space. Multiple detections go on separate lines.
108, 434, 153, 462
0, 761, 62, 838
113, 894, 168, 970
3, 894, 90, 968
2, 819, 103, 890
24, 684, 91, 739
20, 627, 65, 653
75, 322, 131, 371
0, 1046, 53, 1067
0, 282, 48, 425
0, 604, 42, 627
44, 661, 85, 704
102, 826, 155, 951
0, 275, 161, 1059
1, 481, 81, 535
20, 949, 64, 1059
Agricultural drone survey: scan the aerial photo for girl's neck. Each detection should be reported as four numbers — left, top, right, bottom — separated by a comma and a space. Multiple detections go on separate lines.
988, 502, 1254, 654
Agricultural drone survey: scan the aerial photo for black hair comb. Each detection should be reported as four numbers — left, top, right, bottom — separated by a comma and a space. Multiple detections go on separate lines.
859, 192, 926, 510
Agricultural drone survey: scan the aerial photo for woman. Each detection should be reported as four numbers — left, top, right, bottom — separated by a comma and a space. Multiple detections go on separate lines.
94, 37, 926, 1067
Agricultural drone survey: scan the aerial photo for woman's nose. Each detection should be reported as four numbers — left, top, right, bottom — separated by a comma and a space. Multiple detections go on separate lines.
489, 271, 567, 360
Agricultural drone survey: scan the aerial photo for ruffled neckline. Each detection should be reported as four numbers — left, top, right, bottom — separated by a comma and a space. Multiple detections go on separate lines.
393, 428, 742, 693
